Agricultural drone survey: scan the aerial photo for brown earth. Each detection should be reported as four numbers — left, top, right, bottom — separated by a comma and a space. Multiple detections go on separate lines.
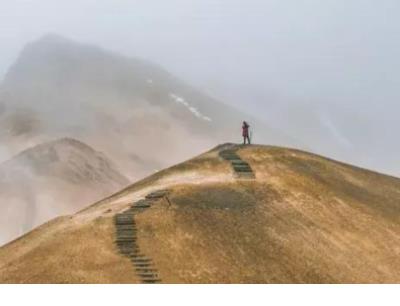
1, 144, 400, 283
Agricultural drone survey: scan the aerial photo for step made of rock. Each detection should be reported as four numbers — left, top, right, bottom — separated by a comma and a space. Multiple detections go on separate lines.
224, 156, 241, 162
131, 205, 151, 209
138, 273, 159, 278
116, 237, 136, 241
142, 279, 161, 284
233, 165, 252, 169
136, 268, 158, 273
222, 154, 239, 158
234, 169, 253, 173
116, 239, 136, 243
117, 245, 138, 250
117, 243, 137, 247
130, 255, 150, 259
117, 234, 136, 237
134, 263, 152, 268
146, 190, 169, 199
116, 235, 136, 238
131, 258, 152, 262
231, 160, 248, 164
132, 259, 151, 264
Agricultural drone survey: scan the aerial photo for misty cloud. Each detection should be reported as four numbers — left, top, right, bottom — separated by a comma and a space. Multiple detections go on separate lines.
1, 0, 400, 176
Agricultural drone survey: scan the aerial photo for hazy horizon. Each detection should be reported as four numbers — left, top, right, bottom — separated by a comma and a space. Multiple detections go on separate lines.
1, 0, 400, 176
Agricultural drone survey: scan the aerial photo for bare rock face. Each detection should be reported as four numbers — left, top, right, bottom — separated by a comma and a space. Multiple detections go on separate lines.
0, 137, 129, 245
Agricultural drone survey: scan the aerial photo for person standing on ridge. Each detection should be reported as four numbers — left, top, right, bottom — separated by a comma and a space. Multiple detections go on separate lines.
242, 121, 251, 145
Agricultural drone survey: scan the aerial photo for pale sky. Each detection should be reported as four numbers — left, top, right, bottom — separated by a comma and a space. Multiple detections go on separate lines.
1, 0, 400, 174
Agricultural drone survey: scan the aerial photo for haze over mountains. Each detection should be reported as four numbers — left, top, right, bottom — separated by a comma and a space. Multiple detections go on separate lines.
0, 137, 128, 245
0, 34, 295, 179
0, 34, 297, 245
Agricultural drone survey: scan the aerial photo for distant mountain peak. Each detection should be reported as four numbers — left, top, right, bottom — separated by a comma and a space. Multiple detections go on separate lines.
34, 33, 73, 44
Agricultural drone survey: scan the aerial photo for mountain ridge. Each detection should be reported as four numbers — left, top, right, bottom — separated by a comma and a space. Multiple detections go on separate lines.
0, 137, 129, 246
1, 144, 399, 283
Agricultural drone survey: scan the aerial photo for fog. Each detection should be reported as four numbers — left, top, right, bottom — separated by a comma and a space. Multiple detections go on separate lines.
1, 0, 400, 175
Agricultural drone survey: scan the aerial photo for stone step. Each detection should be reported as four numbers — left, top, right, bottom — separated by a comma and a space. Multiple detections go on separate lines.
138, 272, 159, 278
220, 153, 238, 157
133, 199, 152, 205
142, 279, 161, 284
145, 190, 169, 199
116, 227, 137, 230
131, 205, 151, 209
117, 246, 139, 251
116, 239, 136, 243
133, 260, 152, 265
233, 165, 252, 169
228, 160, 244, 164
117, 244, 138, 248
130, 254, 150, 259
117, 227, 136, 229
115, 221, 135, 224
232, 163, 251, 167
116, 234, 137, 238
131, 257, 152, 262
224, 157, 241, 161
237, 173, 255, 179
115, 215, 134, 219
136, 268, 158, 273
116, 241, 137, 245
115, 222, 135, 225
116, 240, 137, 244
134, 263, 152, 268
116, 235, 136, 239
116, 238, 136, 242
233, 167, 253, 172
231, 160, 248, 164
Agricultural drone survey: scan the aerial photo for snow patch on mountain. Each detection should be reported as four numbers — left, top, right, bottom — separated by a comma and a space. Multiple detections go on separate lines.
318, 112, 352, 149
169, 93, 212, 122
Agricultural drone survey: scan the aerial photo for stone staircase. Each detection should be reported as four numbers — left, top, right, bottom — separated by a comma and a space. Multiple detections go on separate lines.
219, 147, 255, 179
114, 190, 169, 284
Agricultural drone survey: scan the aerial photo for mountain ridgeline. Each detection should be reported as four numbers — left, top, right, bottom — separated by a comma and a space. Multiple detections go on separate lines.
0, 138, 129, 245
0, 34, 295, 180
1, 144, 400, 283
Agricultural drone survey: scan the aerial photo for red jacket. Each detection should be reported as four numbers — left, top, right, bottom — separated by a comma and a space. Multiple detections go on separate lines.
242, 122, 249, 137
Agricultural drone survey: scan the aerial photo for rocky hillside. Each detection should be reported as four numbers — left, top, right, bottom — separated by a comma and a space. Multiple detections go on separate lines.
1, 144, 399, 283
0, 137, 129, 245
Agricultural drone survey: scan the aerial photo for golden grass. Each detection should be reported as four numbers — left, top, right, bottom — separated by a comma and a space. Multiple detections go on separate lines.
1, 144, 400, 283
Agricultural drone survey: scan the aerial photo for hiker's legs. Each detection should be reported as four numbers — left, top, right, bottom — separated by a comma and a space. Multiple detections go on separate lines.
243, 136, 246, 144
247, 136, 251, 145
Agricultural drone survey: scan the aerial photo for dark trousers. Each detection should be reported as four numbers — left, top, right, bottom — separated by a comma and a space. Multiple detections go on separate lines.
243, 135, 250, 145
